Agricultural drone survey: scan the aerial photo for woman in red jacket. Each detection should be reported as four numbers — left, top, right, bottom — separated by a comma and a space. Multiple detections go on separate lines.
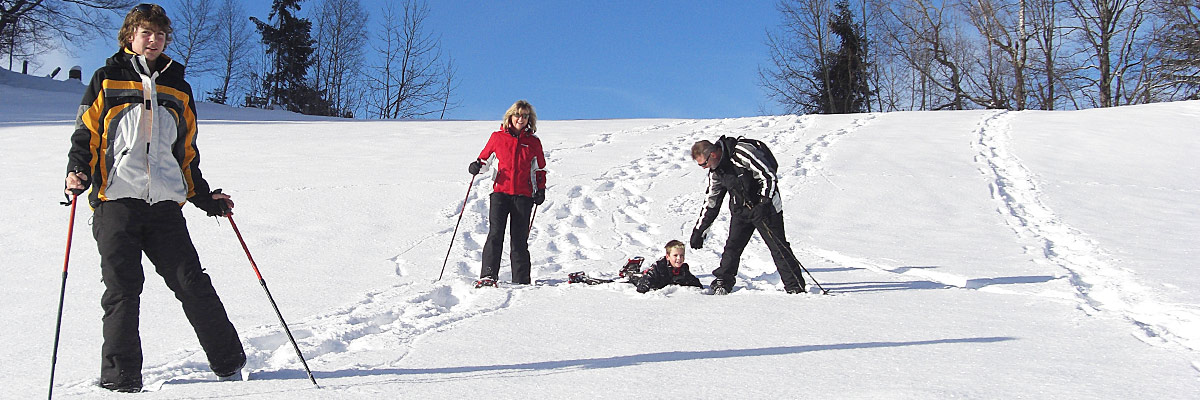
468, 100, 547, 287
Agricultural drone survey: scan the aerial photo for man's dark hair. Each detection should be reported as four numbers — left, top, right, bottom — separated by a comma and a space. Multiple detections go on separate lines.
691, 140, 716, 159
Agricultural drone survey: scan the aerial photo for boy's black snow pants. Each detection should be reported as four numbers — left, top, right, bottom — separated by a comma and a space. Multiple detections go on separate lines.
712, 210, 806, 292
93, 199, 245, 387
481, 192, 534, 284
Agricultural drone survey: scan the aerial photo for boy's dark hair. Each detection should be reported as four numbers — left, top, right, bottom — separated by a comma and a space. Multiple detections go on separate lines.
117, 3, 173, 49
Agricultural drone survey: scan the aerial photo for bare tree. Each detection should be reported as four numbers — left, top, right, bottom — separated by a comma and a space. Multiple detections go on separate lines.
1025, 0, 1074, 109
240, 38, 271, 108
959, 0, 1033, 109
2, 0, 134, 68
367, 0, 455, 119
875, 0, 983, 110
206, 0, 252, 105
312, 0, 368, 117
851, 0, 890, 112
439, 54, 460, 119
772, 0, 1184, 111
3, 4, 44, 70
170, 0, 218, 78
1064, 0, 1156, 107
1149, 0, 1199, 99
759, 0, 837, 114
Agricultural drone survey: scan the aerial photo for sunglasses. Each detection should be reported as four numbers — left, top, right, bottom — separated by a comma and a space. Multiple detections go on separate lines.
132, 3, 159, 14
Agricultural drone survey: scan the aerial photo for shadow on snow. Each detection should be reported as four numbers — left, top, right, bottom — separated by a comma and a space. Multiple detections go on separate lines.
245, 336, 1016, 386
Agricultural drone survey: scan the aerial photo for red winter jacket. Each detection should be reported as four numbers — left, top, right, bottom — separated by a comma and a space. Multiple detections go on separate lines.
477, 127, 547, 197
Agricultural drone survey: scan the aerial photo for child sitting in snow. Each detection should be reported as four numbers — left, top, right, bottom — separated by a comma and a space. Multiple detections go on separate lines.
636, 240, 703, 293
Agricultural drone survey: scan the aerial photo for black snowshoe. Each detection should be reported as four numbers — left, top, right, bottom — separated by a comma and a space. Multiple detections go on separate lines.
474, 277, 497, 288
567, 271, 613, 285
100, 381, 142, 393
785, 285, 807, 294
708, 279, 732, 295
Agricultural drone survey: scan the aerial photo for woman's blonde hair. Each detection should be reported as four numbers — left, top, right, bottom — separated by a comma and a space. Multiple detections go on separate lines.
502, 100, 537, 133
117, 3, 173, 49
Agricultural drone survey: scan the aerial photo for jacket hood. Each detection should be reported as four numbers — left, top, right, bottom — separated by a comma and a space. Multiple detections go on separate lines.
714, 135, 738, 169
106, 47, 185, 78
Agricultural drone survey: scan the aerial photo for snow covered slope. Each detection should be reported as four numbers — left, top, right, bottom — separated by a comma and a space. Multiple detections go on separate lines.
3, 69, 1198, 398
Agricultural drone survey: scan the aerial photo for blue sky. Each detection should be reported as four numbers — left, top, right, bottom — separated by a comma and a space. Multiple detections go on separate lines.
30, 1, 782, 120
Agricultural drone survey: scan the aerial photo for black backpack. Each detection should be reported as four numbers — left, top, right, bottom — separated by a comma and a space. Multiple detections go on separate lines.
735, 137, 779, 172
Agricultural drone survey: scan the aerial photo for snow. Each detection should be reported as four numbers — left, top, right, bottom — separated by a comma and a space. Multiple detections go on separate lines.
3, 68, 1199, 398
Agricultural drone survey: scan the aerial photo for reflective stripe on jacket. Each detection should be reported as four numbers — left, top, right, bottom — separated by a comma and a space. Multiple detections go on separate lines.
693, 136, 783, 235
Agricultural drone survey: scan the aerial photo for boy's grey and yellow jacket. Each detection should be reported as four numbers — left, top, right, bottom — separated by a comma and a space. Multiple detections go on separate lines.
67, 49, 219, 211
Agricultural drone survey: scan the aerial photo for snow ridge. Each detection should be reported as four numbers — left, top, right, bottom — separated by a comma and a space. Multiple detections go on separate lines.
971, 110, 1200, 351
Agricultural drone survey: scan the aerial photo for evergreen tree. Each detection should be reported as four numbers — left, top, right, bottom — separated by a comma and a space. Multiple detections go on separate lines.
812, 1, 871, 114
251, 0, 335, 116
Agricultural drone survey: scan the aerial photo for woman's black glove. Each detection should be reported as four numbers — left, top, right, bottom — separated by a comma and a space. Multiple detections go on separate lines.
468, 160, 482, 175
533, 189, 545, 205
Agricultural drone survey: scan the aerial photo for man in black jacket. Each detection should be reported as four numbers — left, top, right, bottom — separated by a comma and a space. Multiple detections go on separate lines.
690, 137, 806, 295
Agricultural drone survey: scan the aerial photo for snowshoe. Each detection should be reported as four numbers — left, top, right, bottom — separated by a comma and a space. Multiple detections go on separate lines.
100, 381, 142, 393
708, 279, 731, 295
216, 357, 246, 381
217, 369, 243, 382
568, 271, 614, 285
474, 277, 497, 288
617, 256, 646, 283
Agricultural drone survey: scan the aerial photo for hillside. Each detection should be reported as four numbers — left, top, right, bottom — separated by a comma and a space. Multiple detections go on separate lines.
3, 70, 1199, 398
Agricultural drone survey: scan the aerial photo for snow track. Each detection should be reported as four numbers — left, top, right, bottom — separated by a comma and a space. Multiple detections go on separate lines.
56, 280, 521, 394
971, 110, 1200, 351
530, 121, 714, 280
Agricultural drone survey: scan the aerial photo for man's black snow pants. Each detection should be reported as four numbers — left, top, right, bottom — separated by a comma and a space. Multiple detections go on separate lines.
93, 199, 245, 387
481, 192, 534, 284
712, 210, 806, 292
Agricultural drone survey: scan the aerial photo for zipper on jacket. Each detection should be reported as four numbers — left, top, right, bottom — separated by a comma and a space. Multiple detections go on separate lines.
144, 95, 155, 202
512, 133, 521, 194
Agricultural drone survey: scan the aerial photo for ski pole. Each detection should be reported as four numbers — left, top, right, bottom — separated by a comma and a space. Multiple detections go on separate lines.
438, 174, 477, 281
48, 192, 80, 400
225, 215, 319, 388
528, 204, 538, 232
752, 213, 829, 295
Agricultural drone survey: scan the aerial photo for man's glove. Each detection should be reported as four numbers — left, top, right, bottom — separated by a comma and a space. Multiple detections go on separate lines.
690, 229, 705, 249
750, 200, 775, 223
468, 160, 482, 175
193, 189, 231, 217
533, 189, 545, 205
